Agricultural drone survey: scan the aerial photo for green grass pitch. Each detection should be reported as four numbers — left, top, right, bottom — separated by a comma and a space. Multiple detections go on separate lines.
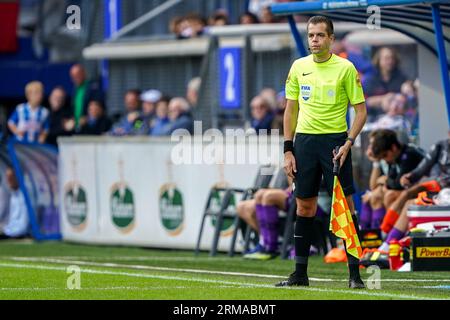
0, 241, 449, 300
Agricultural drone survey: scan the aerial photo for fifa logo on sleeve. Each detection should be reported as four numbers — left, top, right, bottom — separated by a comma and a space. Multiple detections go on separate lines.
66, 5, 81, 30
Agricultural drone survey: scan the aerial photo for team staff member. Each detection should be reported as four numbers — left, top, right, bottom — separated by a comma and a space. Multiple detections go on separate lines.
277, 16, 367, 289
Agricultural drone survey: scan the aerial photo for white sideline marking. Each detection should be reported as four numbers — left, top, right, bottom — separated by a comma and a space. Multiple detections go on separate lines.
4, 256, 239, 262
0, 262, 445, 300
6, 257, 450, 283
0, 286, 220, 291
7, 257, 331, 281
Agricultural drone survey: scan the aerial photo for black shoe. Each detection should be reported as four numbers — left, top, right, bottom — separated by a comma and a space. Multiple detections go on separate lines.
275, 272, 309, 287
360, 249, 390, 269
349, 277, 365, 289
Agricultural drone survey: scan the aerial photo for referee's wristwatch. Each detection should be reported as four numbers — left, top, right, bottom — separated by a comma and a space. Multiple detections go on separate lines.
346, 137, 355, 146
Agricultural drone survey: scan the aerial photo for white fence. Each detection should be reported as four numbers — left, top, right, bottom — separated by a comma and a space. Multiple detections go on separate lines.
59, 136, 282, 251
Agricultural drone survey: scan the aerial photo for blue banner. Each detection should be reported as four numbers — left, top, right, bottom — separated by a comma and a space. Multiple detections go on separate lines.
102, 0, 122, 91
0, 147, 12, 226
7, 140, 61, 240
104, 0, 122, 39
219, 47, 241, 109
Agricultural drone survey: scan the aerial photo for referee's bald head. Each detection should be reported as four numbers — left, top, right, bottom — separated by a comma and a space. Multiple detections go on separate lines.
307, 16, 334, 36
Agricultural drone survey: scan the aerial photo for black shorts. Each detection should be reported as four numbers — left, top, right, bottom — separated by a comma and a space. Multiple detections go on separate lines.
293, 132, 355, 199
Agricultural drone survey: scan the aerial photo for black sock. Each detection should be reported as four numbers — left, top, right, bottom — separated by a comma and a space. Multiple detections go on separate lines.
294, 216, 315, 277
345, 214, 361, 279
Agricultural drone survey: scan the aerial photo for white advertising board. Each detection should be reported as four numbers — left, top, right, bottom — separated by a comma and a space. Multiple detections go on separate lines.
59, 136, 282, 252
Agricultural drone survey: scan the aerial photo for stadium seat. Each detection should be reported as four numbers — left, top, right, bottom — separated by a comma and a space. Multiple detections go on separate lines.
280, 197, 297, 259
195, 164, 275, 257
229, 167, 289, 257
227, 187, 257, 257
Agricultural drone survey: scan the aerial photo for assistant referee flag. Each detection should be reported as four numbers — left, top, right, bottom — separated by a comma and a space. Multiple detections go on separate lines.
330, 176, 363, 259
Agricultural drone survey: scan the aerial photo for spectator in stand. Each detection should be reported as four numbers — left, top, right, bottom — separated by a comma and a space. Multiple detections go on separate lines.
250, 95, 275, 135
259, 88, 283, 132
208, 9, 229, 26
8, 81, 49, 144
364, 47, 408, 116
177, 13, 206, 39
271, 90, 286, 133
368, 93, 412, 136
78, 100, 111, 135
163, 97, 194, 135
401, 80, 418, 110
110, 89, 143, 136
259, 88, 277, 111
248, 0, 274, 17
0, 168, 29, 240
248, 0, 272, 13
170, 16, 184, 39
137, 89, 162, 135
150, 96, 171, 136
247, 0, 287, 23
260, 6, 278, 23
188, 13, 206, 36
186, 77, 201, 109
47, 86, 73, 146
401, 80, 419, 134
69, 64, 103, 132
240, 12, 259, 24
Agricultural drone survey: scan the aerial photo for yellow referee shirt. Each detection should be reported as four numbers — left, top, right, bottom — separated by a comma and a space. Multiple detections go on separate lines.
285, 54, 365, 134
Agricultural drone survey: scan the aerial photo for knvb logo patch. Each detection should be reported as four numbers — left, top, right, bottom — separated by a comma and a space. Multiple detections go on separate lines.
301, 85, 312, 101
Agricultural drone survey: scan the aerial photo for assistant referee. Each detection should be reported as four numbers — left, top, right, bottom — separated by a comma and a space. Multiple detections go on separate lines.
277, 16, 367, 289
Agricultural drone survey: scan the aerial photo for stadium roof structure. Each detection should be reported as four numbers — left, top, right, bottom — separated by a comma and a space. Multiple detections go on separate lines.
270, 0, 450, 125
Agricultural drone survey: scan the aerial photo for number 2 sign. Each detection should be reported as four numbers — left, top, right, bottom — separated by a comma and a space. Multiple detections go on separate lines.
219, 47, 241, 109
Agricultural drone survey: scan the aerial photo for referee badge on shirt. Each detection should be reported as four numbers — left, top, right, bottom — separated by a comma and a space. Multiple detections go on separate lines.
301, 84, 312, 101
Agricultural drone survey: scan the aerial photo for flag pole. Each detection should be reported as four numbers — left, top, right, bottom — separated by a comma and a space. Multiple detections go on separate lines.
333, 146, 340, 177
330, 145, 363, 259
